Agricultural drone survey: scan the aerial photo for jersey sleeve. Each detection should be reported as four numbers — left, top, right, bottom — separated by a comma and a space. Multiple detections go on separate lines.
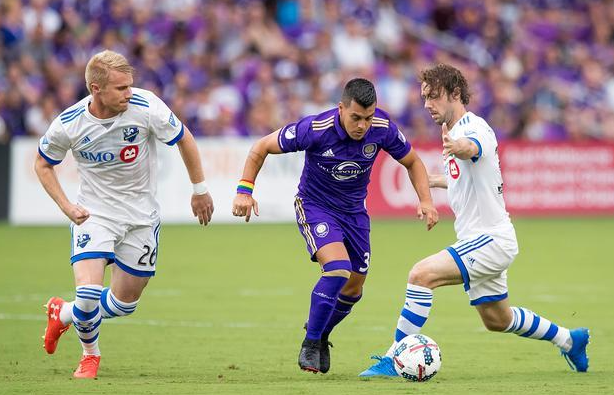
277, 116, 313, 153
382, 120, 411, 160
38, 118, 70, 165
464, 124, 496, 163
148, 93, 184, 146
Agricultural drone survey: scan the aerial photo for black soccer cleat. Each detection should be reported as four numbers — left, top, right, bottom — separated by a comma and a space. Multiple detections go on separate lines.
298, 338, 321, 373
319, 333, 333, 374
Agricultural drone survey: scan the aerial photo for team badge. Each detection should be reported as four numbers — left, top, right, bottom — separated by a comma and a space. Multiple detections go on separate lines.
314, 222, 329, 237
449, 158, 460, 179
362, 143, 377, 159
120, 145, 139, 163
169, 113, 177, 127
123, 127, 139, 142
77, 234, 91, 248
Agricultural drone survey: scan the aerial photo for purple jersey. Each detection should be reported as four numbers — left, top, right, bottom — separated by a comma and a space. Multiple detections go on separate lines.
278, 108, 411, 213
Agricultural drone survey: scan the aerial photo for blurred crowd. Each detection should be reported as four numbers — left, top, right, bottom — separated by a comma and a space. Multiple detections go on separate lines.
2, 0, 614, 144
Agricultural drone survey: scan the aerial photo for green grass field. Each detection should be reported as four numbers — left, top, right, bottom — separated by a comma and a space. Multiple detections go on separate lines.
1, 218, 613, 394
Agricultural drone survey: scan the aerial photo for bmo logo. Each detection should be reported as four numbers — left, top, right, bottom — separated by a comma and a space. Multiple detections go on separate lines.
120, 145, 139, 163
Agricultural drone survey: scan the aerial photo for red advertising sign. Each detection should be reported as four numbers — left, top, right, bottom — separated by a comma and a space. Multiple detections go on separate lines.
367, 142, 614, 217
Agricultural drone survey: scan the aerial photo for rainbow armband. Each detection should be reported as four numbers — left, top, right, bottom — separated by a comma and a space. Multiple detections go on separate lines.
237, 179, 255, 195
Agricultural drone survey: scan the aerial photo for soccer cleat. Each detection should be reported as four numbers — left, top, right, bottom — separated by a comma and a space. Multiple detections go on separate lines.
73, 355, 101, 378
358, 355, 399, 377
298, 338, 321, 373
561, 327, 590, 372
319, 333, 333, 374
44, 297, 71, 354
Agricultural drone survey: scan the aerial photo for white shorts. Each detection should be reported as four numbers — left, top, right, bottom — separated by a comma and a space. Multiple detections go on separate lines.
70, 216, 161, 277
446, 234, 518, 306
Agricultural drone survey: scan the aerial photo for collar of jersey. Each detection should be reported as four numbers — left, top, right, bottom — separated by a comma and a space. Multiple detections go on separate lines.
84, 100, 121, 124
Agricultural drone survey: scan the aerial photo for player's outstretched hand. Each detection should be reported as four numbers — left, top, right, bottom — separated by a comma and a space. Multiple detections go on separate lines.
192, 192, 214, 226
232, 193, 259, 223
63, 203, 90, 225
441, 122, 455, 158
416, 202, 439, 231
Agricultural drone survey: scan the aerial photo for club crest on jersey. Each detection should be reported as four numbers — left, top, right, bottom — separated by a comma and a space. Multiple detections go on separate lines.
314, 222, 329, 237
77, 233, 91, 248
123, 127, 140, 142
362, 143, 377, 159
449, 158, 460, 179
169, 113, 177, 127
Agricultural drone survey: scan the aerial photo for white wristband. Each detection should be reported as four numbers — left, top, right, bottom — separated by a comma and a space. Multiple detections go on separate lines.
193, 181, 209, 195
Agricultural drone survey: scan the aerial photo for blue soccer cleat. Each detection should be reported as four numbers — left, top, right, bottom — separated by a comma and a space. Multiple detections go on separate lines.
561, 327, 590, 372
358, 356, 399, 377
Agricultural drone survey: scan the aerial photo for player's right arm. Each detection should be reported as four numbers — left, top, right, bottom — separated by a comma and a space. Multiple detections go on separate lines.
232, 130, 284, 222
429, 174, 448, 189
35, 119, 90, 224
34, 155, 90, 224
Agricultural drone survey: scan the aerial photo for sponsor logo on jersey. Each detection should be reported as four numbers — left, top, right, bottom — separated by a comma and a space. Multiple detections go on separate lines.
362, 143, 377, 159
466, 255, 476, 266
78, 150, 115, 162
314, 222, 329, 237
397, 129, 407, 143
284, 124, 296, 139
77, 233, 91, 248
449, 158, 460, 180
120, 145, 139, 163
41, 135, 50, 151
123, 127, 140, 142
169, 113, 177, 127
317, 161, 371, 181
81, 136, 91, 145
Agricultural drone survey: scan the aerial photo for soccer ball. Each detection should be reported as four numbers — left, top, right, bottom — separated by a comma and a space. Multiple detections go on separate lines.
392, 334, 442, 382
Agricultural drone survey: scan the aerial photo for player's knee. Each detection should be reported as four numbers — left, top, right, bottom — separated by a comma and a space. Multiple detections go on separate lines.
341, 282, 363, 297
483, 318, 508, 332
408, 262, 437, 288
322, 260, 352, 279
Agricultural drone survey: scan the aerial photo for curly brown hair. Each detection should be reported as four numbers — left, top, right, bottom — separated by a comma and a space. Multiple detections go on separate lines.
419, 64, 471, 105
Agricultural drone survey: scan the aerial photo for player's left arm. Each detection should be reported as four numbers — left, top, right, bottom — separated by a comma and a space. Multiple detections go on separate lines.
397, 149, 439, 231
176, 126, 214, 226
441, 122, 480, 160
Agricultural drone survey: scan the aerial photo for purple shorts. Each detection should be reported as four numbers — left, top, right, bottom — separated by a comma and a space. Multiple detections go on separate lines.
294, 196, 371, 274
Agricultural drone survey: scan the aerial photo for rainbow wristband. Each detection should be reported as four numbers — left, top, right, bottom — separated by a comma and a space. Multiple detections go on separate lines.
237, 179, 255, 195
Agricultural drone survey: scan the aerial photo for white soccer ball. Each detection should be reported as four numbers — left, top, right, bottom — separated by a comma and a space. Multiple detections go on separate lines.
392, 334, 442, 382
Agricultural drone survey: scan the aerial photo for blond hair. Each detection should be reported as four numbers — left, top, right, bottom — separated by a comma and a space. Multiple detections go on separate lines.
85, 50, 134, 94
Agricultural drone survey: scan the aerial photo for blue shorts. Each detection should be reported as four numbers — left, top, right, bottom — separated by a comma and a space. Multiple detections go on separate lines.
293, 196, 371, 274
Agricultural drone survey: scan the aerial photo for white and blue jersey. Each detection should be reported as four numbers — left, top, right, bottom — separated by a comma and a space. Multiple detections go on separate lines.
444, 111, 518, 305
444, 111, 516, 246
38, 88, 184, 226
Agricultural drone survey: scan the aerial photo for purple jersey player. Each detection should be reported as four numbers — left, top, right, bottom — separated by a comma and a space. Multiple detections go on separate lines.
232, 78, 438, 374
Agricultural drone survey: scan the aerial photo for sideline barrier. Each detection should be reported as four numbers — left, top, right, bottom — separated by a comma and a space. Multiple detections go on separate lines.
9, 138, 614, 225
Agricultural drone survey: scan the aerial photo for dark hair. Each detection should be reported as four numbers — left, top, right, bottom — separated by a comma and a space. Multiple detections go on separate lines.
419, 64, 471, 105
341, 78, 377, 108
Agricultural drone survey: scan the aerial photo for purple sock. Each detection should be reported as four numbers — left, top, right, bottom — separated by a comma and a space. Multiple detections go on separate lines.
305, 260, 350, 340
323, 293, 362, 335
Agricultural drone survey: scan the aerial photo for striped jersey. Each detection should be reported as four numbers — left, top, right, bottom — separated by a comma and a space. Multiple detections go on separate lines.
278, 108, 411, 213
38, 88, 184, 225
444, 111, 517, 246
